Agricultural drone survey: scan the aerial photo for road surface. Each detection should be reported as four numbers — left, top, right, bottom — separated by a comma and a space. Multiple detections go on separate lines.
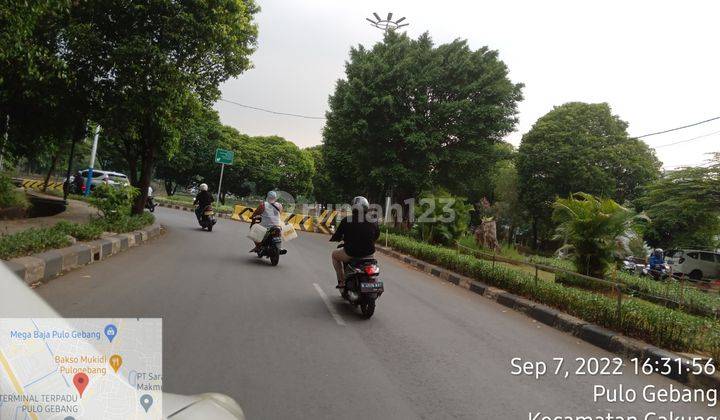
34, 208, 716, 419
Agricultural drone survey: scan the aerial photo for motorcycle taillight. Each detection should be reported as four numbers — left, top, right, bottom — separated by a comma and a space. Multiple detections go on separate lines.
364, 265, 379, 276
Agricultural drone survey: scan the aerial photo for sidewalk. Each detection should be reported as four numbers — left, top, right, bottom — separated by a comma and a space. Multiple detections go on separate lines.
0, 193, 97, 235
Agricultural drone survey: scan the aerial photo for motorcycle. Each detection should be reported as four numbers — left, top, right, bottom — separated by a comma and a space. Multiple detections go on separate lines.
250, 217, 287, 266
146, 196, 157, 212
642, 263, 671, 281
197, 204, 217, 231
337, 243, 383, 319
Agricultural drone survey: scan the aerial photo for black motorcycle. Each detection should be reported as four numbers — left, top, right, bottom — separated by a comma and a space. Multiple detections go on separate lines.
146, 196, 157, 212
251, 217, 286, 266
337, 243, 383, 319
197, 204, 216, 231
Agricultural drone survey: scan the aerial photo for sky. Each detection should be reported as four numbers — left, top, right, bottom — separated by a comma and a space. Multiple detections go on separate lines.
215, 0, 720, 169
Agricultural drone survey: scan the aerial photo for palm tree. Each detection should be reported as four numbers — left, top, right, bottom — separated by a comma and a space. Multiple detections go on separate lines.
552, 192, 647, 278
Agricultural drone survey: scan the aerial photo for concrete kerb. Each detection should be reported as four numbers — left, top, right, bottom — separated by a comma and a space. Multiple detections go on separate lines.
2, 224, 165, 286
374, 244, 720, 391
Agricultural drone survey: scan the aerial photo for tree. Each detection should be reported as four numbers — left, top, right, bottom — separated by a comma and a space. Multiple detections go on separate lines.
517, 102, 661, 249
220, 131, 315, 200
415, 189, 472, 246
552, 193, 646, 278
62, 0, 259, 213
154, 106, 225, 195
305, 145, 343, 205
635, 154, 720, 249
323, 31, 523, 209
490, 158, 523, 243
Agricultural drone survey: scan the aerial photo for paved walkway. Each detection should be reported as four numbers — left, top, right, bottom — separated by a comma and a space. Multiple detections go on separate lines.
0, 191, 97, 235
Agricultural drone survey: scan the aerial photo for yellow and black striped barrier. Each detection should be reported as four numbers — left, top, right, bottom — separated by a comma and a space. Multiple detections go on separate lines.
17, 178, 64, 192
231, 205, 341, 234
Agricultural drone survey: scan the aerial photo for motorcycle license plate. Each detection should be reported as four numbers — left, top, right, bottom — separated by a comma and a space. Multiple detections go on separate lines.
360, 282, 383, 293
204, 211, 214, 215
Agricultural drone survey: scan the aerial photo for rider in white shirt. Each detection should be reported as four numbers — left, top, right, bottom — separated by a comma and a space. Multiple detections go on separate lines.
250, 191, 283, 251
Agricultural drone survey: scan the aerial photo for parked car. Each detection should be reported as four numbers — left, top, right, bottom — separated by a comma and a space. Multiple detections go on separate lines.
666, 249, 720, 281
76, 169, 130, 190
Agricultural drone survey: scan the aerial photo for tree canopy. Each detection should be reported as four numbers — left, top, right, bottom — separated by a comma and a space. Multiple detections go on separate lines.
636, 154, 720, 249
323, 31, 523, 206
517, 102, 661, 248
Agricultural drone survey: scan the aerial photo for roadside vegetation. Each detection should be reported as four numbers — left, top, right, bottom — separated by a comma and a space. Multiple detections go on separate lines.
0, 184, 154, 260
0, 174, 28, 210
380, 233, 720, 362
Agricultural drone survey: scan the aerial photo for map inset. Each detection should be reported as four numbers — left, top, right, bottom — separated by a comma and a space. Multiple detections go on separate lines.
0, 318, 162, 420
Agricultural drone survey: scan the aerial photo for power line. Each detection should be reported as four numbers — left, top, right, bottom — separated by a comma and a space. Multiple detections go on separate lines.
654, 129, 720, 149
218, 98, 326, 120
635, 116, 720, 138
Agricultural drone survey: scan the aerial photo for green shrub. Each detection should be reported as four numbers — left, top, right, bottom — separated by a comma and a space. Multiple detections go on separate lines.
380, 233, 720, 357
89, 184, 138, 221
101, 213, 155, 233
416, 189, 471, 246
0, 174, 29, 209
54, 220, 104, 241
0, 227, 72, 259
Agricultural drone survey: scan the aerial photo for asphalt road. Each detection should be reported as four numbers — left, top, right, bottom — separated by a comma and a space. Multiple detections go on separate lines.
35, 208, 716, 419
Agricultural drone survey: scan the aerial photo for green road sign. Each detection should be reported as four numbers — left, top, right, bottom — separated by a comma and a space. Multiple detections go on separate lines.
214, 148, 234, 165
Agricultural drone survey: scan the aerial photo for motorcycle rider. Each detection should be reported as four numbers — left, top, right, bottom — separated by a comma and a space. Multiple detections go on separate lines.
249, 191, 284, 252
193, 183, 213, 221
648, 248, 665, 276
329, 196, 380, 288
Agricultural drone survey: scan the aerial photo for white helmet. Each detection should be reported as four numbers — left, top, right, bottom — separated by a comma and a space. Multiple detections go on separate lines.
199, 183, 208, 191
351, 196, 369, 211
267, 191, 278, 203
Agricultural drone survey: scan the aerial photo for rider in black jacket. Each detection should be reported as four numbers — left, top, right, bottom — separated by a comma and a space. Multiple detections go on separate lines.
329, 196, 379, 288
193, 183, 213, 220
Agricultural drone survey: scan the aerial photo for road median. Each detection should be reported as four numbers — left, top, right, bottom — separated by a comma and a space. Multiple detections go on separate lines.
3, 224, 164, 286
375, 243, 720, 391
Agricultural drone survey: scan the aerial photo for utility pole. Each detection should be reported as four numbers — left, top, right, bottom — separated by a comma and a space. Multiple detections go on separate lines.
84, 124, 100, 196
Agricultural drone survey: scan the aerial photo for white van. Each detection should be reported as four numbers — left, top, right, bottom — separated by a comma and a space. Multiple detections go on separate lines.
666, 249, 720, 281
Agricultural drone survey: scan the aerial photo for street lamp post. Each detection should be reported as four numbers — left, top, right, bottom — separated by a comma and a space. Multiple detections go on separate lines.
366, 12, 409, 33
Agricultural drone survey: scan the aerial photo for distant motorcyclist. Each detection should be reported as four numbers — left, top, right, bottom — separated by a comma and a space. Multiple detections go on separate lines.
329, 196, 380, 288
648, 248, 664, 270
193, 183, 213, 221
249, 191, 284, 252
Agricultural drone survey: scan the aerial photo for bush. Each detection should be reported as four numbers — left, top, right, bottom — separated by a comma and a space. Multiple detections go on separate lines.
0, 227, 72, 259
89, 184, 138, 221
416, 189, 471, 246
0, 214, 155, 260
380, 233, 720, 358
0, 174, 29, 209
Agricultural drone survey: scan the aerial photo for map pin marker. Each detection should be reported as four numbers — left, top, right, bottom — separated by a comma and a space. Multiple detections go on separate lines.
109, 354, 123, 373
104, 324, 117, 343
73, 373, 89, 397
140, 394, 153, 412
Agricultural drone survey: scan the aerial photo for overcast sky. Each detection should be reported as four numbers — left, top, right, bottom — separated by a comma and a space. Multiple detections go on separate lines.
216, 0, 720, 169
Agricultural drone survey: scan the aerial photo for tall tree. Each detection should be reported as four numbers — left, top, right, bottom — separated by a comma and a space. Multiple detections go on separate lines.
305, 145, 343, 205
635, 154, 720, 249
323, 31, 523, 208
517, 102, 661, 249
63, 0, 259, 213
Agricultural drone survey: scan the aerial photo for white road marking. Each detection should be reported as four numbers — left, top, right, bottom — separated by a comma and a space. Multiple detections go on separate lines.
313, 283, 346, 326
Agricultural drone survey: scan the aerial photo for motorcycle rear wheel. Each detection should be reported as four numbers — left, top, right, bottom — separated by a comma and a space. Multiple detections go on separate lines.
359, 299, 376, 319
207, 223, 213, 232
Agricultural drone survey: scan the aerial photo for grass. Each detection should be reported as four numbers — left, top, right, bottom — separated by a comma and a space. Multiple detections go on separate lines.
0, 213, 155, 260
380, 233, 720, 362
155, 195, 234, 213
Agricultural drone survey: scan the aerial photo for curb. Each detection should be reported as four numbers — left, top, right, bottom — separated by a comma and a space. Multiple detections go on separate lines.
375, 245, 720, 391
2, 224, 165, 285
